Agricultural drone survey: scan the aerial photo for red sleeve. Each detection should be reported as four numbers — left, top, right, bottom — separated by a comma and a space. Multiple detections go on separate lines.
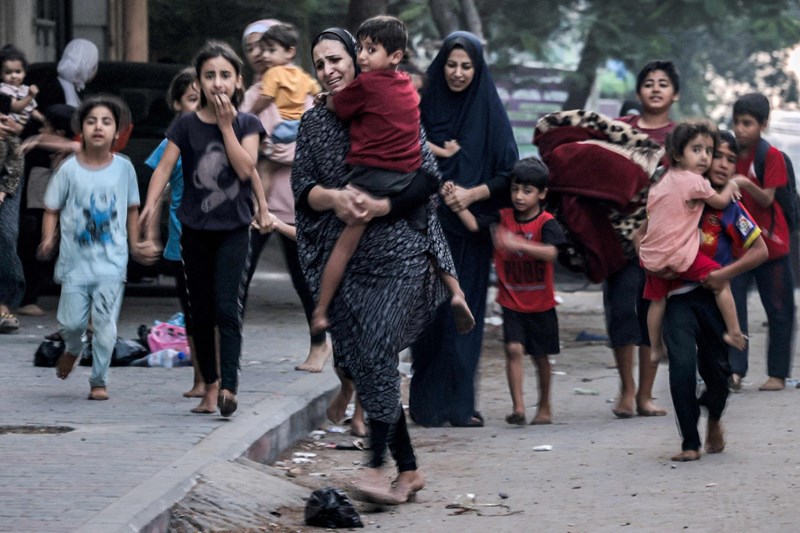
763, 146, 788, 189
332, 76, 367, 121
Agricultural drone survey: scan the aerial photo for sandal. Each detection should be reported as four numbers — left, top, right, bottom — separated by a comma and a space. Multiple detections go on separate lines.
218, 390, 238, 418
0, 313, 19, 333
505, 412, 526, 426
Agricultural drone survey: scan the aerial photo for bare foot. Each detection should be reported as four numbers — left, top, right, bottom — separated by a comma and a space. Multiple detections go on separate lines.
327, 386, 353, 424
728, 373, 742, 392
183, 384, 206, 398
88, 386, 109, 400
612, 393, 635, 419
671, 449, 700, 462
17, 304, 45, 316
56, 352, 79, 380
451, 294, 475, 334
392, 470, 426, 501
310, 309, 329, 336
355, 468, 405, 505
191, 381, 219, 414
723, 330, 748, 351
636, 398, 667, 417
758, 377, 785, 391
530, 406, 552, 425
705, 419, 725, 454
295, 340, 331, 372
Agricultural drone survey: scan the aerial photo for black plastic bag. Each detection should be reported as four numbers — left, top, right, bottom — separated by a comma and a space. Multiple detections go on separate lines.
304, 487, 363, 528
33, 339, 65, 367
79, 337, 149, 367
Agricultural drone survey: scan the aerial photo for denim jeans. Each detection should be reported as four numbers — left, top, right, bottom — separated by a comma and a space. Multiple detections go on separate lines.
664, 288, 731, 452
57, 281, 125, 387
729, 255, 795, 379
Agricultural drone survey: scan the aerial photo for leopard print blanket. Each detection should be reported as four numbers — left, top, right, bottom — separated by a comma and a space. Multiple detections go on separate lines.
534, 109, 665, 278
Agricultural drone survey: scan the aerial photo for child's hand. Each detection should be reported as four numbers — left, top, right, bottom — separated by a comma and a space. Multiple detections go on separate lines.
37, 235, 57, 261
213, 93, 236, 126
29, 84, 39, 97
252, 209, 276, 234
442, 140, 461, 157
441, 181, 455, 197
131, 240, 162, 265
702, 270, 726, 292
20, 135, 40, 154
492, 225, 519, 253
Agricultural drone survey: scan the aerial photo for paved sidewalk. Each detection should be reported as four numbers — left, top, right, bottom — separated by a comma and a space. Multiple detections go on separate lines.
0, 271, 338, 532
0, 266, 796, 531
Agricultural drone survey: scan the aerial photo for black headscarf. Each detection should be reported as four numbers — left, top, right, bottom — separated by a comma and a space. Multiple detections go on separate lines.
311, 28, 361, 78
420, 31, 518, 191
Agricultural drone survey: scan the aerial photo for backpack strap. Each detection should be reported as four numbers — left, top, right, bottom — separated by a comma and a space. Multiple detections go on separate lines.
753, 137, 771, 185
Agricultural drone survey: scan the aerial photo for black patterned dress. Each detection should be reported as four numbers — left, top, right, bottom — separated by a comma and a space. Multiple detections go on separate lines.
292, 106, 456, 424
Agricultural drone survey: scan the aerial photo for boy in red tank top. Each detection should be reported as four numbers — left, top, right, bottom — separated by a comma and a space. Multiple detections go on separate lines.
492, 158, 567, 425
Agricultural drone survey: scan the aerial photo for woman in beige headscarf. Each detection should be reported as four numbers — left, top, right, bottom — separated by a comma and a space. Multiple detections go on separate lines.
239, 20, 336, 376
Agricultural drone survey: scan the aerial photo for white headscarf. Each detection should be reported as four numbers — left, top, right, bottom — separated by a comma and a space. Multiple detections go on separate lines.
241, 19, 280, 46
57, 38, 99, 106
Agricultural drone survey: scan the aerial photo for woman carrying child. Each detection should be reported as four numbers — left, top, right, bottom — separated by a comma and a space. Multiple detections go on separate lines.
639, 121, 747, 364
293, 27, 454, 504
140, 41, 269, 417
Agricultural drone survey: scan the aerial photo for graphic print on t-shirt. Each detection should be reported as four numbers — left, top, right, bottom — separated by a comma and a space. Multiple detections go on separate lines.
76, 192, 117, 246
193, 141, 240, 213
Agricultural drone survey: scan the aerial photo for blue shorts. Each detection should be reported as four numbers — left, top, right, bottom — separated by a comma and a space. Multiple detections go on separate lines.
502, 306, 560, 357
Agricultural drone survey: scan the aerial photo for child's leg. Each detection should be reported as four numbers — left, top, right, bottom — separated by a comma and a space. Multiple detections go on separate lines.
712, 280, 747, 351
531, 354, 553, 424
504, 342, 526, 424
55, 284, 91, 380
441, 272, 475, 334
87, 281, 125, 399
312, 223, 366, 334
646, 298, 667, 364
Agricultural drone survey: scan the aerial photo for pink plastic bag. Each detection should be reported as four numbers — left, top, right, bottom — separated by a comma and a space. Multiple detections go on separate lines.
147, 323, 190, 355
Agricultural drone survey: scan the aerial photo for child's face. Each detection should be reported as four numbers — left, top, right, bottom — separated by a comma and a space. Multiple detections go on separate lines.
510, 181, 546, 217
675, 133, 714, 175
261, 40, 294, 69
637, 69, 678, 115
709, 141, 737, 189
357, 37, 402, 73
199, 56, 241, 103
732, 113, 765, 151
81, 105, 118, 151
175, 82, 200, 114
1, 60, 25, 87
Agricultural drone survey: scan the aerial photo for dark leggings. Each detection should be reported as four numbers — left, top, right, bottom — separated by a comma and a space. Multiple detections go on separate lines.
181, 225, 249, 392
242, 228, 325, 346
368, 406, 417, 472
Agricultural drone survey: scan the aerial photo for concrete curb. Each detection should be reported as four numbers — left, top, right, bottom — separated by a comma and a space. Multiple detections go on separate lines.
74, 372, 338, 533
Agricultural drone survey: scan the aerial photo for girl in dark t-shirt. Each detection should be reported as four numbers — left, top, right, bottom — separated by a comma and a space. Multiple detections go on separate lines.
140, 41, 267, 417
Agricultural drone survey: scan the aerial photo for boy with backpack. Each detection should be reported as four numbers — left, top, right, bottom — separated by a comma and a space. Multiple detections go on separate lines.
730, 92, 796, 391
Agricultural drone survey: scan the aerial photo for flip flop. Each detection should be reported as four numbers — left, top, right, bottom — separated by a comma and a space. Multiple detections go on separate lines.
505, 413, 526, 426
0, 313, 19, 333
637, 408, 667, 417
218, 390, 238, 417
88, 387, 109, 400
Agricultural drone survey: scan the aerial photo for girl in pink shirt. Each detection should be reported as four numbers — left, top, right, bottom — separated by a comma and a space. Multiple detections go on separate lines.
639, 121, 746, 362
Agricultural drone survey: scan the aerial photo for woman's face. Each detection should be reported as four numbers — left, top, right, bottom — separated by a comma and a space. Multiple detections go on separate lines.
313, 39, 356, 95
444, 47, 475, 93
709, 141, 737, 189
244, 32, 267, 75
